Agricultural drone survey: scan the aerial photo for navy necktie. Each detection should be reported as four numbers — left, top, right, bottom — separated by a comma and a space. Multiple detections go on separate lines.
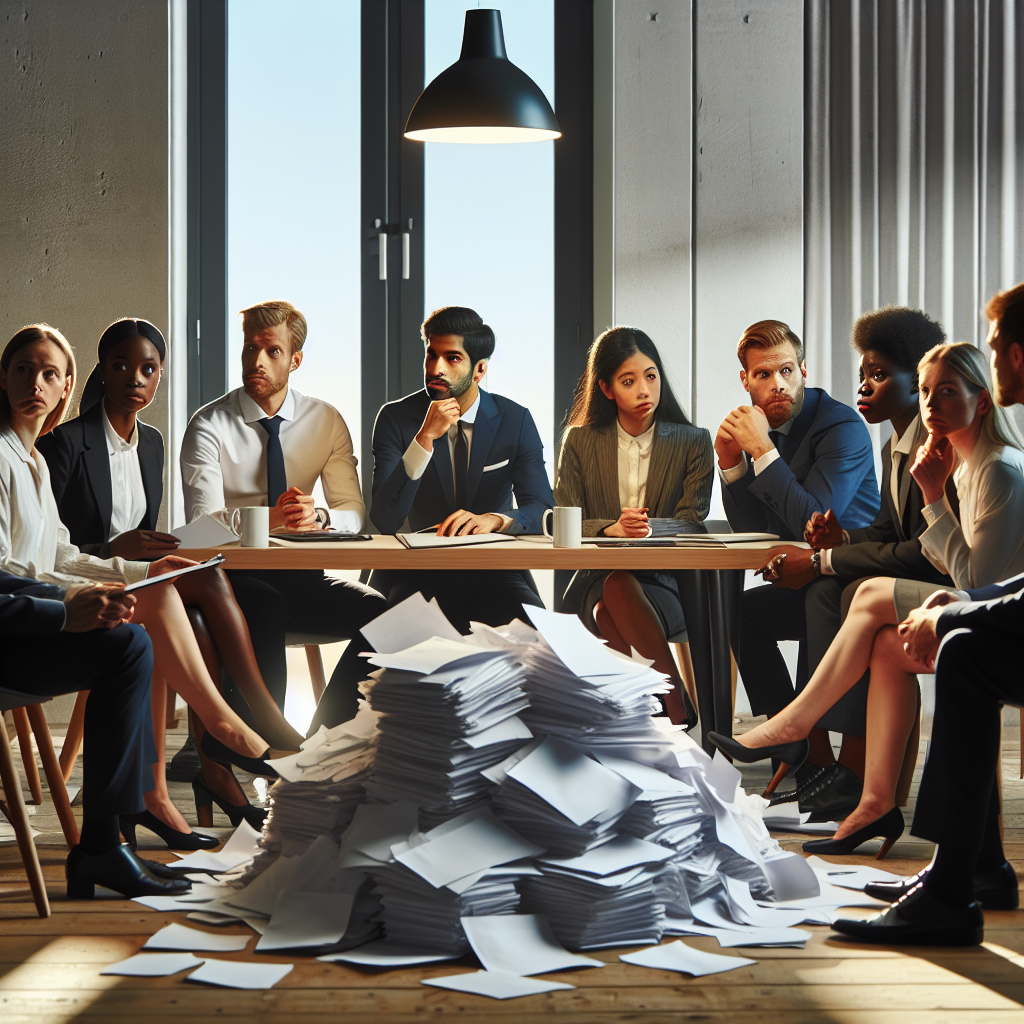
454, 421, 469, 507
259, 416, 287, 506
769, 429, 784, 460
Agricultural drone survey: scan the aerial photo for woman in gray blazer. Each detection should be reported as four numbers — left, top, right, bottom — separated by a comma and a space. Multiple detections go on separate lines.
554, 327, 713, 726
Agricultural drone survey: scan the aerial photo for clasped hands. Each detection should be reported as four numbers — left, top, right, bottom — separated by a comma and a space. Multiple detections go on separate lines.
603, 507, 650, 538
897, 590, 960, 669
714, 404, 774, 469
756, 508, 845, 589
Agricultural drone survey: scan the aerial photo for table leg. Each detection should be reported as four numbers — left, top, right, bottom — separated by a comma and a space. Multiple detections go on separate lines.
676, 570, 715, 755
708, 570, 738, 742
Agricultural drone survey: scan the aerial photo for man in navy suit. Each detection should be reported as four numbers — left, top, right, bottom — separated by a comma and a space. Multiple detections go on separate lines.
309, 306, 554, 730
833, 283, 1024, 946
716, 320, 879, 725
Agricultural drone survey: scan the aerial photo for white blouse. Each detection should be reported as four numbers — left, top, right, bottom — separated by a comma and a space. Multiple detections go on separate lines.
103, 408, 148, 540
920, 431, 1024, 589
616, 420, 655, 509
0, 425, 148, 588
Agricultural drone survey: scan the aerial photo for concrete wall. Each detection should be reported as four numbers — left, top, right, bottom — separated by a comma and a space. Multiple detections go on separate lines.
596, 0, 803, 518
1, 0, 170, 527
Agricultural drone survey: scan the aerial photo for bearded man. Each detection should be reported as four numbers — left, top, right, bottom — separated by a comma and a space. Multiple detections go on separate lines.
715, 320, 880, 728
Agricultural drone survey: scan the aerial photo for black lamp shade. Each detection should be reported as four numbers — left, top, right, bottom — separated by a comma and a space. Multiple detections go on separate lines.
404, 9, 560, 143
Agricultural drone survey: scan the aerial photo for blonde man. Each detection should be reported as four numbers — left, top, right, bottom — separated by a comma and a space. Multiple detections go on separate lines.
181, 300, 385, 724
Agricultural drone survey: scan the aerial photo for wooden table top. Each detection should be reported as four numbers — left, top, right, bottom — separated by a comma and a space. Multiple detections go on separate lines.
176, 535, 797, 571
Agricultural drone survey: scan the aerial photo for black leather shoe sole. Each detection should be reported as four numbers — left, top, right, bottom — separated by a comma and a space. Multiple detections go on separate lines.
832, 915, 983, 946
865, 861, 1019, 911
66, 844, 191, 900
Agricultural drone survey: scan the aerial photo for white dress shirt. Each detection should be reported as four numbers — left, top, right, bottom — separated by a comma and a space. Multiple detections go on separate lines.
919, 431, 1024, 589
616, 419, 655, 508
103, 408, 148, 541
718, 414, 793, 485
0, 426, 147, 587
180, 387, 364, 532
401, 393, 512, 530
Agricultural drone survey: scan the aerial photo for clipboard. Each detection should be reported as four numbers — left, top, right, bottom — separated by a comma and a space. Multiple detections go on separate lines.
123, 554, 226, 593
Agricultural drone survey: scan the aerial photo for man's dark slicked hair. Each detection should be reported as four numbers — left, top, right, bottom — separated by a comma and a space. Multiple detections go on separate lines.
421, 306, 495, 366
851, 306, 946, 376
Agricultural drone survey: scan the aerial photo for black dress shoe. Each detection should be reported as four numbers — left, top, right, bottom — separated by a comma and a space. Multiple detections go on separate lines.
832, 884, 984, 946
799, 763, 863, 822
706, 731, 810, 796
802, 806, 904, 860
66, 843, 192, 900
865, 860, 1019, 911
768, 762, 826, 806
200, 733, 280, 779
119, 810, 220, 852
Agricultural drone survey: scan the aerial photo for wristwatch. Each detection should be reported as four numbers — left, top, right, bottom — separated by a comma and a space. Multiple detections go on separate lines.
314, 507, 331, 529
811, 551, 822, 576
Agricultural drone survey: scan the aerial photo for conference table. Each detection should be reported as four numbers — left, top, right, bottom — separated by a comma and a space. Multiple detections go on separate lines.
176, 535, 789, 751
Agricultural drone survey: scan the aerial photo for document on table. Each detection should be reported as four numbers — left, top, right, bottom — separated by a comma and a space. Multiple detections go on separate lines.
422, 970, 576, 999
143, 922, 251, 952
620, 940, 756, 976
255, 890, 354, 951
171, 514, 238, 548
186, 959, 294, 989
101, 953, 205, 977
398, 532, 517, 549
460, 915, 604, 975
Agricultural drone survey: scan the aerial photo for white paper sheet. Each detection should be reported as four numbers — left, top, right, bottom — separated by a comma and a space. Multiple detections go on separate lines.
461, 716, 533, 749
170, 819, 262, 873
620, 940, 756, 976
224, 854, 303, 916
171, 514, 238, 548
143, 923, 251, 952
395, 809, 544, 888
338, 801, 419, 863
524, 606, 628, 677
537, 835, 675, 876
360, 592, 465, 653
186, 959, 294, 989
804, 855, 908, 891
664, 920, 808, 947
255, 890, 354, 951
100, 953, 205, 977
317, 941, 461, 966
422, 970, 575, 999
506, 737, 640, 826
761, 802, 839, 834
399, 532, 517, 549
461, 915, 604, 975
365, 636, 493, 674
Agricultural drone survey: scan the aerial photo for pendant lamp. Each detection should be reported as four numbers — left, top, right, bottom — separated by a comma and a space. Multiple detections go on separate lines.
404, 8, 561, 143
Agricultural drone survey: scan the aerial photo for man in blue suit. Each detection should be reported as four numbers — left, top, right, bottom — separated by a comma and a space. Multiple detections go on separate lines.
370, 305, 552, 614
716, 320, 879, 724
308, 306, 553, 730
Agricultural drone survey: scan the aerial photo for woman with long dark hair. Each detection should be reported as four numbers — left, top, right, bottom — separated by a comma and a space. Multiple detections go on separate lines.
555, 326, 713, 726
37, 318, 305, 835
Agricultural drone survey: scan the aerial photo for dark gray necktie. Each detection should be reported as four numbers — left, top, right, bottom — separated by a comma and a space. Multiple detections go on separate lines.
259, 416, 287, 507
454, 422, 469, 507
769, 429, 784, 460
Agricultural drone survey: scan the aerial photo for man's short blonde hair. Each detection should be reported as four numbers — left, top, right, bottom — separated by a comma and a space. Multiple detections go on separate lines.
240, 300, 308, 353
737, 320, 804, 369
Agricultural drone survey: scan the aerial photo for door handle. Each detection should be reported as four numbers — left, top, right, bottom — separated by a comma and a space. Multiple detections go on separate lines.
402, 218, 413, 280
378, 232, 388, 281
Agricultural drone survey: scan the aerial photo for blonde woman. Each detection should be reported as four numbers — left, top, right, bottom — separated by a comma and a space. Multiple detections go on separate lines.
0, 325, 291, 850
711, 342, 1024, 857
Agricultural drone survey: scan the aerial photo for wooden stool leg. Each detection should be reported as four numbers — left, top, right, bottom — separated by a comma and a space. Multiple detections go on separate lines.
895, 705, 922, 808
11, 707, 43, 805
26, 704, 79, 847
305, 645, 327, 703
59, 691, 88, 783
1018, 708, 1023, 780
0, 713, 50, 917
673, 642, 699, 717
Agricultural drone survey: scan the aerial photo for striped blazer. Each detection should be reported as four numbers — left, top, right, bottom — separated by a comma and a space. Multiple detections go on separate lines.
554, 419, 714, 535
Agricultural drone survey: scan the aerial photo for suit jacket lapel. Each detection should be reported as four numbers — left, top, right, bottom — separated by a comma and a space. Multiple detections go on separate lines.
138, 428, 163, 530
595, 425, 621, 520
464, 390, 500, 508
82, 404, 114, 539
896, 446, 914, 541
781, 388, 821, 465
431, 430, 457, 512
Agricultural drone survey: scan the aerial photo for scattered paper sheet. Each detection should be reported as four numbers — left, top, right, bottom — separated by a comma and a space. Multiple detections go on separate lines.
255, 890, 354, 951
525, 606, 628, 677
461, 915, 604, 976
170, 820, 262, 873
395, 809, 545, 888
317, 940, 461, 967
620, 940, 756, 977
365, 636, 493, 675
143, 923, 251, 952
422, 970, 575, 999
171, 514, 237, 548
100, 953, 205, 977
538, 835, 674, 877
339, 801, 419, 863
762, 802, 839, 834
360, 592, 464, 652
461, 716, 532, 749
224, 854, 303, 916
133, 895, 199, 912
666, 917, 808, 947
186, 959, 294, 989
804, 855, 907, 891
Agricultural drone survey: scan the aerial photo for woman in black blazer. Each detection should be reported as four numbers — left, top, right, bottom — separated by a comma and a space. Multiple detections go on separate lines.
39, 318, 304, 837
555, 327, 714, 726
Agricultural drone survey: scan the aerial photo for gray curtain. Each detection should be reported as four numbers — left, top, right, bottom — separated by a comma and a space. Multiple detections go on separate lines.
805, 0, 1024, 404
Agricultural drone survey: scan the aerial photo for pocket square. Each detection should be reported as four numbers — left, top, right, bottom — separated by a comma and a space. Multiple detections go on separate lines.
482, 459, 509, 472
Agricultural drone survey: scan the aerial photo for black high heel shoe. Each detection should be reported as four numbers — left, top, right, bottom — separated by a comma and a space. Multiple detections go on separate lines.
193, 773, 268, 831
706, 731, 810, 797
119, 809, 219, 852
66, 843, 192, 899
200, 732, 280, 779
801, 806, 904, 860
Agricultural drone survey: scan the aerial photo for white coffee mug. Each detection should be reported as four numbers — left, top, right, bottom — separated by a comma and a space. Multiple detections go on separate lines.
231, 506, 270, 548
542, 506, 582, 548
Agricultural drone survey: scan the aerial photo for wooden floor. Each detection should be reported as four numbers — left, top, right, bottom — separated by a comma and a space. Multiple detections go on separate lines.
3, 709, 1024, 1023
